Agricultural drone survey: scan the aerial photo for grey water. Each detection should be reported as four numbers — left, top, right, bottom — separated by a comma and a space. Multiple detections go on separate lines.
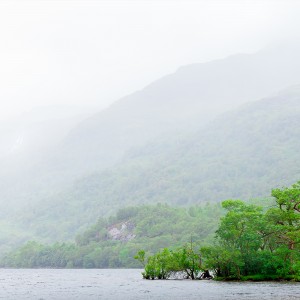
0, 269, 299, 300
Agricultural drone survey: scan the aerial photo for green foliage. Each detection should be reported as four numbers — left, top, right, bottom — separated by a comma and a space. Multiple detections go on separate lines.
202, 182, 300, 281
137, 182, 300, 281
134, 250, 146, 267
1, 203, 222, 268
138, 241, 203, 280
143, 248, 174, 279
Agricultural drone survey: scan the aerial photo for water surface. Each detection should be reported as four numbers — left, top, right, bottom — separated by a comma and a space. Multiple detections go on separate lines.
0, 269, 299, 299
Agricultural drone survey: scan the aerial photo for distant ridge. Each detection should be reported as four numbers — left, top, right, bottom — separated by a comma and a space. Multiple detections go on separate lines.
51, 42, 300, 176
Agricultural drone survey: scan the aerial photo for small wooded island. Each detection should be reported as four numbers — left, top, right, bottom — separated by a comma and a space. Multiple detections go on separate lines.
135, 182, 300, 281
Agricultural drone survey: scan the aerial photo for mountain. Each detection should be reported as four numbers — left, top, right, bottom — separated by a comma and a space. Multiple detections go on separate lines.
17, 84, 300, 241
2, 43, 300, 249
2, 43, 300, 213
55, 43, 300, 175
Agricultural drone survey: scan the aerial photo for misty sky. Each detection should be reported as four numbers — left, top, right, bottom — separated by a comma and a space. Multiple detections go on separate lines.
0, 0, 300, 120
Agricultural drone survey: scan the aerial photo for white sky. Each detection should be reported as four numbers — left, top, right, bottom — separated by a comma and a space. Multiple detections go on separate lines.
0, 0, 300, 120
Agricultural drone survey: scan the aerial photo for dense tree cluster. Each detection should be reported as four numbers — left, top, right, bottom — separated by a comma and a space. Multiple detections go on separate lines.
139, 182, 300, 280
134, 242, 209, 280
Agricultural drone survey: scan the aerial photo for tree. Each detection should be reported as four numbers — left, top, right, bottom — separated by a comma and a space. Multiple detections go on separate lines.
135, 241, 203, 280
215, 200, 266, 277
266, 182, 300, 276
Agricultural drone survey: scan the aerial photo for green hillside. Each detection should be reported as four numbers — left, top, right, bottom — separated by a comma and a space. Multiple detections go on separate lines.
16, 85, 300, 241
3, 44, 300, 216
1, 203, 223, 268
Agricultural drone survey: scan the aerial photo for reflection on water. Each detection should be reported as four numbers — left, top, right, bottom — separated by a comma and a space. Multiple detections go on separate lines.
0, 269, 299, 300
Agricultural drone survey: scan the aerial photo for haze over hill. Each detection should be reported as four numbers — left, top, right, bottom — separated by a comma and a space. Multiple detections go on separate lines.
11, 84, 300, 242
1, 42, 300, 251
3, 42, 300, 192
0, 105, 94, 158
58, 42, 300, 173
2, 3, 300, 297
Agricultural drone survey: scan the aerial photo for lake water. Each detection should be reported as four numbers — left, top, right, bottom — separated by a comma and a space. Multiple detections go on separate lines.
0, 269, 299, 300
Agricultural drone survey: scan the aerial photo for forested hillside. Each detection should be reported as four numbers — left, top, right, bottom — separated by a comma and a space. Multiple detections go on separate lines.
15, 85, 300, 241
1, 203, 223, 268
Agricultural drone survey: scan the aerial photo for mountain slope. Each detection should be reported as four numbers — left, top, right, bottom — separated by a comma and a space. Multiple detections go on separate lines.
19, 84, 300, 240
42, 42, 300, 175
2, 43, 300, 213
